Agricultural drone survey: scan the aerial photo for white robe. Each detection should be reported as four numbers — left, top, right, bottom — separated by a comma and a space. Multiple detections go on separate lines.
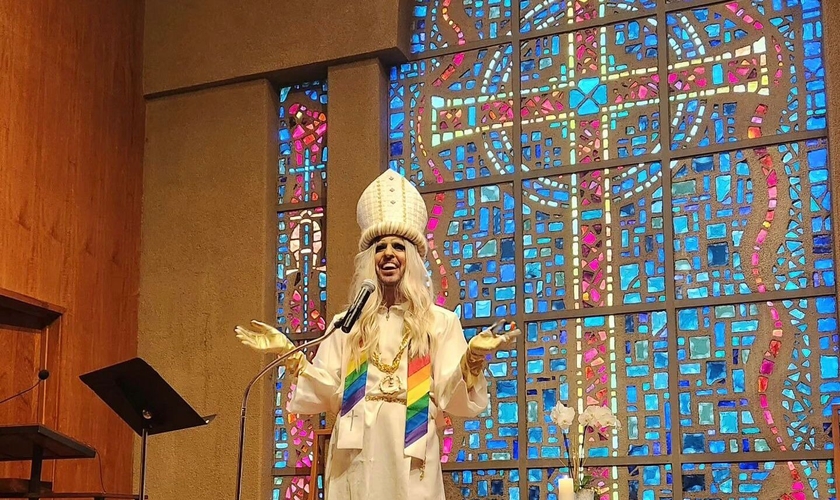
288, 304, 489, 500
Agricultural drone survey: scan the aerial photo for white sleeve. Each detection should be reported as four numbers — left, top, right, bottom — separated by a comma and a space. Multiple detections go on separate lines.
287, 318, 345, 415
433, 311, 489, 417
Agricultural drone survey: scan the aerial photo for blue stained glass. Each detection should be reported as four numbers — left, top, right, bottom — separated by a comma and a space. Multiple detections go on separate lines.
526, 312, 670, 460
520, 0, 656, 34
720, 411, 738, 433
527, 465, 673, 499
521, 21, 660, 169
681, 461, 835, 500
425, 185, 516, 320
678, 297, 839, 454
411, 1, 512, 54
523, 164, 665, 311
446, 328, 518, 463
683, 433, 705, 454
669, 1, 826, 149
822, 356, 839, 378
390, 46, 516, 186
499, 403, 517, 424
672, 140, 833, 299
379, 0, 837, 496
448, 469, 520, 500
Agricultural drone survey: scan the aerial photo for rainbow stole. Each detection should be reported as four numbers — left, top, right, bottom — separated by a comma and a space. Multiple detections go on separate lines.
404, 353, 431, 448
340, 351, 368, 416
339, 346, 432, 449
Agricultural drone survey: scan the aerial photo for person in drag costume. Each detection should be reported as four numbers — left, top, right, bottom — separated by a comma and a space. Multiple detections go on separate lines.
236, 171, 518, 499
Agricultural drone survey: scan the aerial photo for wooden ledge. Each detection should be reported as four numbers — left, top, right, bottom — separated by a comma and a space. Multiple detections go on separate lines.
0, 287, 63, 330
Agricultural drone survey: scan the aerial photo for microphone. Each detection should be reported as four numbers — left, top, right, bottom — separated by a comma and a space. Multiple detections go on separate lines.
340, 279, 376, 333
0, 369, 50, 405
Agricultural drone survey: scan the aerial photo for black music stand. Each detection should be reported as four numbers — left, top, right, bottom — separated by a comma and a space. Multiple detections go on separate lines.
80, 358, 215, 500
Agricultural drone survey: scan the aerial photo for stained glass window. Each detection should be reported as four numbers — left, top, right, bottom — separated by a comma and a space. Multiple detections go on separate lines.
677, 297, 839, 455
394, 0, 836, 498
424, 185, 518, 320
520, 1, 657, 34
521, 19, 661, 167
527, 465, 674, 500
525, 311, 671, 460
523, 163, 666, 311
274, 82, 329, 500
446, 469, 519, 499
389, 45, 516, 186
671, 139, 833, 300
410, 0, 513, 54
443, 327, 520, 462
668, 1, 826, 149
681, 461, 834, 500
276, 209, 327, 334
278, 82, 328, 204
272, 475, 317, 500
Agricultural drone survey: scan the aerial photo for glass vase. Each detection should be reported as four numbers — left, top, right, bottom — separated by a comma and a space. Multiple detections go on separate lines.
575, 489, 595, 500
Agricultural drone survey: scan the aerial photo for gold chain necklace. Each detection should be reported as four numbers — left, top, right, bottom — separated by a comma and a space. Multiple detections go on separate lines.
369, 324, 411, 394
370, 327, 411, 374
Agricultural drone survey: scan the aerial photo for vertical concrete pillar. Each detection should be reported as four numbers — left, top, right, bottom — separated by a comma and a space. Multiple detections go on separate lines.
139, 80, 277, 500
325, 59, 389, 317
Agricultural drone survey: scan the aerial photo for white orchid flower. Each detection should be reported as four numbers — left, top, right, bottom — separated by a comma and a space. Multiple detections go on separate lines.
580, 405, 621, 429
549, 402, 576, 431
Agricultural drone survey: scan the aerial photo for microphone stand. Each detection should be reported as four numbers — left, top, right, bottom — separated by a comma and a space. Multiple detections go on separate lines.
234, 317, 344, 500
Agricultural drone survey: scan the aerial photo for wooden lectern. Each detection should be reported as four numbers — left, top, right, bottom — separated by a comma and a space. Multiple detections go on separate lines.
0, 424, 137, 500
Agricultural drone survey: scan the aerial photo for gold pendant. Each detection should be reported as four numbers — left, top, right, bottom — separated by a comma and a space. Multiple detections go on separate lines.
379, 374, 402, 394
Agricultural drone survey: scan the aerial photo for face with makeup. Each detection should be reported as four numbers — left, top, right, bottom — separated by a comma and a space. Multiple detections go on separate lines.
374, 236, 407, 290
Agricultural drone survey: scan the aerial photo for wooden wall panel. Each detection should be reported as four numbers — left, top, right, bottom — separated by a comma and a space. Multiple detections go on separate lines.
0, 323, 38, 480
0, 327, 41, 425
0, 1, 144, 494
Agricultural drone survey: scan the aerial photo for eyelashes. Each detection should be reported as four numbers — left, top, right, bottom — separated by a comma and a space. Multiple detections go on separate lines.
375, 243, 406, 253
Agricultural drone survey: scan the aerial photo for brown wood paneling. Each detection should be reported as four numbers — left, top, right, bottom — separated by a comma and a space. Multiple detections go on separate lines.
0, 288, 64, 485
0, 0, 144, 494
0, 326, 41, 425
0, 326, 47, 482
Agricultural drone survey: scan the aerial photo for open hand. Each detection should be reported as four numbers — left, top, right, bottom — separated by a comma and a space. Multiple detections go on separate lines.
234, 320, 295, 354
468, 319, 521, 357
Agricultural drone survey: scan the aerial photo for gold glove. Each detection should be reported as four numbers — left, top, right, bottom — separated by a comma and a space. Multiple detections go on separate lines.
235, 320, 308, 377
460, 320, 520, 389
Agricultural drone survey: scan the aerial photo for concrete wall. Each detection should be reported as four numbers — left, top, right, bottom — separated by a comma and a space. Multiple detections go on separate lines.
139, 80, 278, 500
143, 0, 411, 96
324, 59, 390, 317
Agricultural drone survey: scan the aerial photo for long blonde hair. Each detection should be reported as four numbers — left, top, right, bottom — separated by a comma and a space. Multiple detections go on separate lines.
346, 239, 435, 361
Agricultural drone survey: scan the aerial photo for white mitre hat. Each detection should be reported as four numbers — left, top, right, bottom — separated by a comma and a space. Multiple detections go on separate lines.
357, 170, 428, 257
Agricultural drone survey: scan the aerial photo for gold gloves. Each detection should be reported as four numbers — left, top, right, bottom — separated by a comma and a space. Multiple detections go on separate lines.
235, 320, 307, 377
460, 320, 520, 389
